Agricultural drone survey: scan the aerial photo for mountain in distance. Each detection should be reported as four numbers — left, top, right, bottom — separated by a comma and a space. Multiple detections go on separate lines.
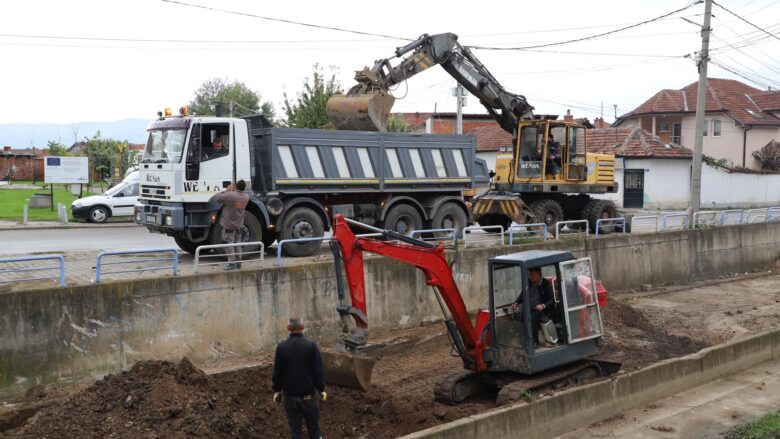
0, 119, 149, 147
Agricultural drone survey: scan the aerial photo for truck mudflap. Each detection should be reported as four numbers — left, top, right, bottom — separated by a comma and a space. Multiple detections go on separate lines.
471, 194, 534, 225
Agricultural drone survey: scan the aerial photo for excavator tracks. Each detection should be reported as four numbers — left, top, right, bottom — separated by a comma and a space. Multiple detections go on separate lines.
496, 360, 619, 405
434, 370, 486, 405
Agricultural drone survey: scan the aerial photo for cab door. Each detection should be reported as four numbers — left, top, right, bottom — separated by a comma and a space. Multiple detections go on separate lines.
185, 122, 233, 193
565, 126, 587, 181
558, 257, 604, 344
489, 262, 533, 373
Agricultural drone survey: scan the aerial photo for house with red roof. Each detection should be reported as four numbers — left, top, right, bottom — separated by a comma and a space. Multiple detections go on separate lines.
613, 78, 780, 171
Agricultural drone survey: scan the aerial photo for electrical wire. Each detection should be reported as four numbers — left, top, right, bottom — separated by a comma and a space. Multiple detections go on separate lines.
0, 32, 389, 44
467, 2, 701, 50
709, 58, 774, 89
159, 0, 412, 41
712, 0, 780, 42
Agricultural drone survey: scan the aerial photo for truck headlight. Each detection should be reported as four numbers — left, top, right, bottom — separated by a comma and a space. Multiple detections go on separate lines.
164, 215, 173, 226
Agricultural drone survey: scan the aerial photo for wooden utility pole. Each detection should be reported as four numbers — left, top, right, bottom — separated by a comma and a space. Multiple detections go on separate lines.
690, 0, 712, 215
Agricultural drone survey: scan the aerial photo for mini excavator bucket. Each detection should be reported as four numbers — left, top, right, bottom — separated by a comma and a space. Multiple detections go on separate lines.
321, 348, 376, 392
326, 89, 395, 132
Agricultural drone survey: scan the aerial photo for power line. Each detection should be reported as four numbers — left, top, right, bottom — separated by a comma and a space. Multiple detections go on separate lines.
467, 2, 701, 50
712, 0, 780, 42
159, 0, 411, 41
709, 57, 774, 89
0, 32, 388, 44
461, 14, 701, 37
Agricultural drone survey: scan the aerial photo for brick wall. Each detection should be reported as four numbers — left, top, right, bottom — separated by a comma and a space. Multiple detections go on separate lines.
0, 156, 36, 180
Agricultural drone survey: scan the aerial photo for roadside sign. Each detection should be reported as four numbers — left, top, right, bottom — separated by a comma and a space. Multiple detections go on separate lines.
44, 156, 89, 183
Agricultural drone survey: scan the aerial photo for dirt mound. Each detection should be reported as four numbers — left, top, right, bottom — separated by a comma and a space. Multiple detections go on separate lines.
599, 300, 709, 369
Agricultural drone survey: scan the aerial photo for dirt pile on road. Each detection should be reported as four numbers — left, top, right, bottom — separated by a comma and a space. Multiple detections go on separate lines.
10, 357, 473, 439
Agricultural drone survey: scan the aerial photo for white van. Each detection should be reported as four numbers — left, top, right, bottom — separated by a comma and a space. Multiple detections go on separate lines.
71, 171, 140, 223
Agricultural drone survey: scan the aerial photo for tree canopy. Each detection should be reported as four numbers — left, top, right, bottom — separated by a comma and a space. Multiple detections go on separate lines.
189, 78, 275, 120
282, 64, 343, 129
46, 140, 69, 156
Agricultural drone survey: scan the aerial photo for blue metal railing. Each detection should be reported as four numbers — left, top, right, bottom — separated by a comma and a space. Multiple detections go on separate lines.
409, 228, 457, 245
595, 217, 627, 238
275, 237, 330, 266
507, 223, 547, 243
661, 213, 689, 231
95, 248, 179, 282
719, 209, 745, 225
0, 255, 65, 287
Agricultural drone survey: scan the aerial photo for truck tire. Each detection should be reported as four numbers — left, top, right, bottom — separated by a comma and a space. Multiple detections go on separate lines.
582, 199, 618, 234
530, 199, 563, 234
88, 206, 109, 223
280, 207, 324, 257
174, 234, 199, 254
208, 212, 264, 258
432, 202, 468, 240
261, 230, 277, 250
384, 204, 423, 236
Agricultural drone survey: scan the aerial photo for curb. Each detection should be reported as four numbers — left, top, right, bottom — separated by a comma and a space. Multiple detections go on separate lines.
0, 223, 141, 231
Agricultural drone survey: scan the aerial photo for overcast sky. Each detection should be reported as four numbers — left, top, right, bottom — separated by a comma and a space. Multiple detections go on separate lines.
1, 0, 778, 125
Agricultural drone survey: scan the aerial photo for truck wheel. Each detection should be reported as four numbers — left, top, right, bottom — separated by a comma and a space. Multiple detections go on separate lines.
582, 199, 618, 234
261, 230, 277, 250
240, 213, 263, 258
174, 234, 199, 254
280, 207, 324, 257
530, 199, 563, 234
88, 206, 109, 223
384, 204, 422, 236
432, 202, 467, 240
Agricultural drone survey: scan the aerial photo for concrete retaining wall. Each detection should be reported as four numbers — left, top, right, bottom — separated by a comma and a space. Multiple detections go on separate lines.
402, 327, 780, 439
0, 222, 778, 398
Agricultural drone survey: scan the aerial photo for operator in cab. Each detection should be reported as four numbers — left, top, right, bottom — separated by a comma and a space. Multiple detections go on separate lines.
546, 132, 561, 176
512, 267, 556, 347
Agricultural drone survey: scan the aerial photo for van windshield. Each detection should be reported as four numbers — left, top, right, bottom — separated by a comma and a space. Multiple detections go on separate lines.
142, 129, 187, 163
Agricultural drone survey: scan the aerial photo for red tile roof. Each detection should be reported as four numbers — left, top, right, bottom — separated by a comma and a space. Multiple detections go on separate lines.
620, 78, 780, 126
588, 127, 692, 159
467, 125, 513, 152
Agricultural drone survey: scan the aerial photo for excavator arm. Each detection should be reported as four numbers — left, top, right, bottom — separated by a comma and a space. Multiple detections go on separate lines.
328, 214, 489, 374
327, 32, 534, 133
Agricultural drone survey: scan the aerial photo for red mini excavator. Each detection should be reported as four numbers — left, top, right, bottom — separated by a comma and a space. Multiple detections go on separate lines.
322, 214, 619, 404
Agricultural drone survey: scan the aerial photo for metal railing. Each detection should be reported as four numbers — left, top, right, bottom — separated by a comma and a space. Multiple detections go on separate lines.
661, 213, 689, 231
0, 255, 65, 287
275, 237, 330, 266
745, 208, 768, 224
692, 211, 719, 228
409, 228, 457, 245
630, 215, 660, 234
555, 220, 588, 240
594, 217, 627, 237
507, 223, 548, 244
95, 248, 179, 282
462, 225, 505, 248
719, 209, 744, 226
193, 241, 265, 273
768, 207, 780, 222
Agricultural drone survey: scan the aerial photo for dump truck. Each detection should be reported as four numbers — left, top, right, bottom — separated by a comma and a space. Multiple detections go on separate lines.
322, 214, 620, 403
134, 109, 489, 256
327, 32, 619, 232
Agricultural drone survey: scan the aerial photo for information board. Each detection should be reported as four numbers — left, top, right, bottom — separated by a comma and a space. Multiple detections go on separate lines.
44, 156, 89, 183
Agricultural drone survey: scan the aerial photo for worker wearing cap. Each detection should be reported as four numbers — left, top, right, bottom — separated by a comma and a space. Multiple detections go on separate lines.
272, 316, 326, 439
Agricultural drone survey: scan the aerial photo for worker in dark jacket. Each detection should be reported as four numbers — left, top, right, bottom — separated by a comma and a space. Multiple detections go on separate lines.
215, 179, 249, 270
272, 316, 326, 439
512, 267, 555, 345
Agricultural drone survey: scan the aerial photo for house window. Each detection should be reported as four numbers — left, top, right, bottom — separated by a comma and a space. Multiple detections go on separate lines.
712, 119, 721, 137
661, 123, 670, 132
702, 120, 708, 137
672, 123, 682, 144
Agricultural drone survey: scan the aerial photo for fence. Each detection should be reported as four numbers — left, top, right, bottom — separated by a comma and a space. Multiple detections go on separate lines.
719, 210, 744, 226
409, 228, 457, 245
692, 211, 719, 228
462, 225, 505, 248
95, 248, 179, 283
555, 220, 588, 240
0, 255, 65, 287
661, 213, 689, 231
594, 217, 627, 238
193, 241, 265, 273
507, 223, 548, 244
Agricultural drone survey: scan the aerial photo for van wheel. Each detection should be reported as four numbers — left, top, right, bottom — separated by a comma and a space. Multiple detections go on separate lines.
280, 207, 324, 257
88, 206, 109, 223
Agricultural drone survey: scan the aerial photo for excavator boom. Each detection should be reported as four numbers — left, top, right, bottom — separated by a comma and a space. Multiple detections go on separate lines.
327, 32, 533, 133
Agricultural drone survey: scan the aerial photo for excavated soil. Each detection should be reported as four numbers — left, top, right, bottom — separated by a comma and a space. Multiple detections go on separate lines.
8, 275, 779, 438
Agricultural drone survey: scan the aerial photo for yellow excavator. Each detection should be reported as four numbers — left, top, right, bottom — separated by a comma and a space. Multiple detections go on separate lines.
327, 32, 620, 232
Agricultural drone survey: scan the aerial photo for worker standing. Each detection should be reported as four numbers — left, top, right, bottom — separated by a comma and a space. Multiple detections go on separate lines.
215, 179, 249, 270
272, 316, 326, 439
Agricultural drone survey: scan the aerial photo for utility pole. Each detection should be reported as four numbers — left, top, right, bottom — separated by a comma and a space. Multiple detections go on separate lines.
690, 0, 712, 216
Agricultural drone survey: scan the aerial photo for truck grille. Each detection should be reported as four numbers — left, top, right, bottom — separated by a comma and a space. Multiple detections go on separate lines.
140, 184, 170, 200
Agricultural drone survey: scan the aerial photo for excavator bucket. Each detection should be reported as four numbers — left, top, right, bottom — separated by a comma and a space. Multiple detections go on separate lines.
321, 350, 377, 392
326, 90, 395, 132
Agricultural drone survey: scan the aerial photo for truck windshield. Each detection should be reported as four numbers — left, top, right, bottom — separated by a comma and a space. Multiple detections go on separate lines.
142, 129, 187, 163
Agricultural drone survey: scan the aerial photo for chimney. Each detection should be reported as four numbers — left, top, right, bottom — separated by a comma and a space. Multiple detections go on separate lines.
563, 109, 573, 122
658, 130, 671, 144
3, 146, 11, 152
594, 117, 609, 128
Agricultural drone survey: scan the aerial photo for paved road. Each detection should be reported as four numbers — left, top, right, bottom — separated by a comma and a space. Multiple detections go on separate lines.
0, 225, 177, 256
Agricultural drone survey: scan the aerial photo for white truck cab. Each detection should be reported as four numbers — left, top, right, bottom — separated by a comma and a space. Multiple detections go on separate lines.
71, 171, 140, 223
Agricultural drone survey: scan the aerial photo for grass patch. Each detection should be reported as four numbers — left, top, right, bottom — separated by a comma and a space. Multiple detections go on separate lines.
0, 188, 78, 221
724, 410, 780, 439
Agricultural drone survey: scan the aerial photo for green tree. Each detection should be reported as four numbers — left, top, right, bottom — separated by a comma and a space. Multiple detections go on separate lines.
83, 132, 132, 182
282, 64, 343, 129
387, 114, 408, 132
189, 77, 275, 120
46, 140, 69, 156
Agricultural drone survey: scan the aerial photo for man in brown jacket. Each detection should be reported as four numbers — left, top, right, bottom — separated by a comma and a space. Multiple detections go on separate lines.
215, 179, 250, 270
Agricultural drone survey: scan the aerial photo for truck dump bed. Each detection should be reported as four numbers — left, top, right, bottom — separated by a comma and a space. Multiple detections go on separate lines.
246, 116, 489, 195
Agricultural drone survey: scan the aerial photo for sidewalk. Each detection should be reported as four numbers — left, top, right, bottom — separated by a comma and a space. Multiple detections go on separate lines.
0, 219, 139, 230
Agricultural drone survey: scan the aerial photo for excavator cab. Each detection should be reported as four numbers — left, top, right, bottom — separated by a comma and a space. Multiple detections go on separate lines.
507, 121, 589, 186
488, 250, 605, 376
